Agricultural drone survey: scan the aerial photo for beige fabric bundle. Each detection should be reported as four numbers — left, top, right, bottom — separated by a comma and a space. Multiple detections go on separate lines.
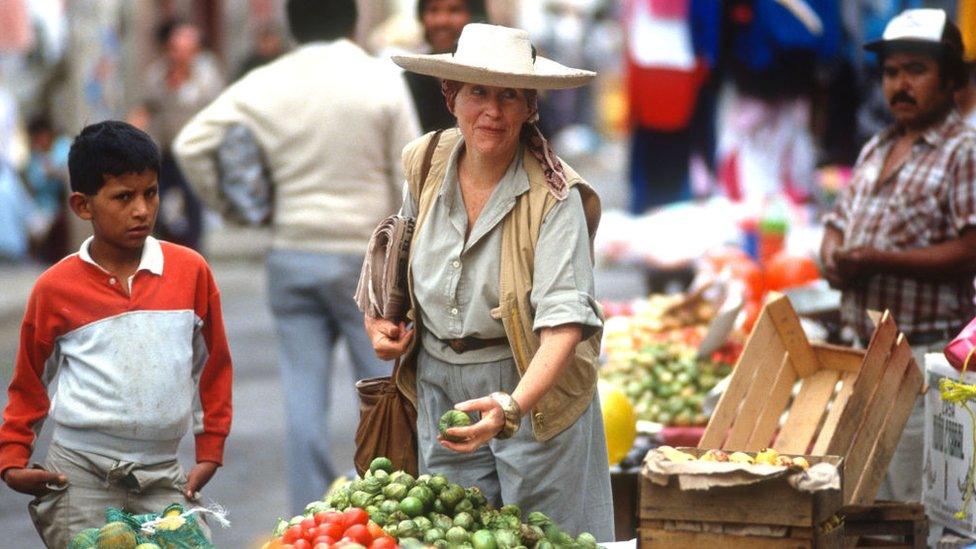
355, 215, 415, 321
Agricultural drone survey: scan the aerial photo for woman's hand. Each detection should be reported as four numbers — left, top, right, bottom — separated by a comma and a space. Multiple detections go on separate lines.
439, 397, 506, 453
364, 316, 414, 361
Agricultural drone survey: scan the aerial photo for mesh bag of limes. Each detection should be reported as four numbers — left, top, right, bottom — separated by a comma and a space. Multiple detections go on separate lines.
67, 503, 217, 549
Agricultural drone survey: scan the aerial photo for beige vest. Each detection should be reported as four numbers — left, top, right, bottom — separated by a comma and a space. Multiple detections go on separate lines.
394, 129, 603, 441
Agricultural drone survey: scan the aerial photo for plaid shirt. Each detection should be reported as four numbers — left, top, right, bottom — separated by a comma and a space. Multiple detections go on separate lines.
824, 110, 976, 340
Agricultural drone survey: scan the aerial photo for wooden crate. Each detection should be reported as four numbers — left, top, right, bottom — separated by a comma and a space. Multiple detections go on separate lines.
842, 501, 928, 548
698, 294, 924, 504
640, 449, 843, 527
638, 449, 844, 548
639, 522, 844, 548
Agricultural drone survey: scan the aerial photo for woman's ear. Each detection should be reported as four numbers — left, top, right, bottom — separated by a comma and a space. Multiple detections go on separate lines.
68, 192, 93, 221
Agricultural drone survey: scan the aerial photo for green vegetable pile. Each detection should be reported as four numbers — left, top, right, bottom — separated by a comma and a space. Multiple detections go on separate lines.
315, 457, 598, 549
600, 343, 731, 425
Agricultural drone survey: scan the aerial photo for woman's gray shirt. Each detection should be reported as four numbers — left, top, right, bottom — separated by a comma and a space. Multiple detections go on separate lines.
400, 137, 602, 364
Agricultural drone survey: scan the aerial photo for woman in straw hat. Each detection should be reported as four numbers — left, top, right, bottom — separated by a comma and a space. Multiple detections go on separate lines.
365, 23, 613, 536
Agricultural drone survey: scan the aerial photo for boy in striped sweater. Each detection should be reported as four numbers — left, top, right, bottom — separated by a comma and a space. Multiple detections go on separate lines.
0, 121, 233, 547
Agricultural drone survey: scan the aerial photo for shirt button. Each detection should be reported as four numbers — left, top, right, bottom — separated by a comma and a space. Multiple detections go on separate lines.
108, 277, 117, 285
452, 260, 460, 268
450, 307, 459, 315
534, 412, 544, 424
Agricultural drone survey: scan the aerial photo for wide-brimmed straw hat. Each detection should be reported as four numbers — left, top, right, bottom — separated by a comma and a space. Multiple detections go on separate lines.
392, 23, 595, 90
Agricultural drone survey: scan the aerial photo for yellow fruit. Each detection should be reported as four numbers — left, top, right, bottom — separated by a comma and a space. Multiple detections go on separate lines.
755, 448, 780, 465
793, 457, 810, 470
729, 452, 754, 464
598, 380, 637, 466
701, 449, 729, 462
156, 515, 186, 531
658, 445, 696, 462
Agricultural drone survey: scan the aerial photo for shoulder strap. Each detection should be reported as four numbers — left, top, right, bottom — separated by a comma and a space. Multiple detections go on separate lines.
418, 129, 444, 195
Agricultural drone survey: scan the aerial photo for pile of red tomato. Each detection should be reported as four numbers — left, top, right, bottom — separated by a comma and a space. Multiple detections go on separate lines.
262, 508, 397, 549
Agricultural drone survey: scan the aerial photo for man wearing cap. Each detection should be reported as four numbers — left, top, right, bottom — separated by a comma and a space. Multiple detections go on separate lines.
821, 9, 976, 501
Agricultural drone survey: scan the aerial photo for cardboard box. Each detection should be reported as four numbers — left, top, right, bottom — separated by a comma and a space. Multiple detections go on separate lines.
923, 353, 976, 537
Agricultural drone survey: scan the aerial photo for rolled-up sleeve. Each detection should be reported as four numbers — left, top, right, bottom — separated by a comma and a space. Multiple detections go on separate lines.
531, 187, 603, 339
949, 142, 976, 233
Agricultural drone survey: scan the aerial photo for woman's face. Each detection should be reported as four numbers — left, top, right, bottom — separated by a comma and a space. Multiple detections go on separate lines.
453, 83, 533, 160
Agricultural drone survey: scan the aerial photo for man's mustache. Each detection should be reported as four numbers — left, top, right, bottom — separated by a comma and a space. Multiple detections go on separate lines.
890, 92, 917, 106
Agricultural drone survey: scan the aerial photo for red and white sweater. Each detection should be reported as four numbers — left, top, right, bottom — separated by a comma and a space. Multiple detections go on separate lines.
0, 237, 233, 476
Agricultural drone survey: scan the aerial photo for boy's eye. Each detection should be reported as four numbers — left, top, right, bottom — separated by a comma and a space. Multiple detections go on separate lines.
145, 187, 158, 198
115, 193, 131, 201
471, 86, 485, 96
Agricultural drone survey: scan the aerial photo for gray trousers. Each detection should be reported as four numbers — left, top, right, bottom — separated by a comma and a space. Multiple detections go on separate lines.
416, 346, 615, 540
266, 249, 391, 515
29, 441, 207, 549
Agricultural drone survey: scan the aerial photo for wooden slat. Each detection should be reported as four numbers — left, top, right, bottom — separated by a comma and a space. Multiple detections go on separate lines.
850, 355, 924, 505
842, 502, 926, 522
640, 476, 821, 527
640, 528, 816, 549
813, 371, 860, 454
765, 294, 823, 378
725, 350, 795, 451
700, 307, 786, 449
813, 343, 865, 374
823, 313, 898, 457
842, 337, 912, 503
774, 368, 840, 454
747, 355, 797, 450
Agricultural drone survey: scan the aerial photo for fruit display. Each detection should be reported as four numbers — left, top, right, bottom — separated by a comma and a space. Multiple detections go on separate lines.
267, 457, 599, 549
599, 342, 731, 426
656, 446, 811, 470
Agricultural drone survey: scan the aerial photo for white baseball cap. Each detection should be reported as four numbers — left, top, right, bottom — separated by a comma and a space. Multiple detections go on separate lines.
864, 8, 963, 56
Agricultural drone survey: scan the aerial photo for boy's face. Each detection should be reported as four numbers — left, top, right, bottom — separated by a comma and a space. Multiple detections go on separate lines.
70, 170, 159, 252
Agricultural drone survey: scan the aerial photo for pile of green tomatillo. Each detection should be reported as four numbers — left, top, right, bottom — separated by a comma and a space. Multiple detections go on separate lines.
311, 457, 600, 549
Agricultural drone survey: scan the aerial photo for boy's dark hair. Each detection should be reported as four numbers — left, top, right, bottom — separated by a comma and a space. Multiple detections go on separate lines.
67, 121, 161, 195
416, 0, 487, 21
286, 0, 357, 44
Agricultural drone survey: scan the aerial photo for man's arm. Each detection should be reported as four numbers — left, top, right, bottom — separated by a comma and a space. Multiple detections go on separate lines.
820, 224, 845, 288
836, 228, 976, 281
172, 85, 247, 211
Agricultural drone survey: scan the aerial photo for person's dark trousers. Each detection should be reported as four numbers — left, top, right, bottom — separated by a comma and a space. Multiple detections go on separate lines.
156, 152, 204, 251
628, 127, 693, 213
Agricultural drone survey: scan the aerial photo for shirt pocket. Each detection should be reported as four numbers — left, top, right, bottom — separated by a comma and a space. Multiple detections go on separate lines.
883, 193, 941, 249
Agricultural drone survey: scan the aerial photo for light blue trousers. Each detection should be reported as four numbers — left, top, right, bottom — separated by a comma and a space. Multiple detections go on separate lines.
416, 346, 615, 540
267, 250, 390, 515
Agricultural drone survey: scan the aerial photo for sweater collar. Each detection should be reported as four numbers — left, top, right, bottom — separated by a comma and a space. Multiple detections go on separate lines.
78, 236, 164, 276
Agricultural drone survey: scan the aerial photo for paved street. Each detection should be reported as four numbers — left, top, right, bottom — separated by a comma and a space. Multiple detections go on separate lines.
0, 143, 643, 547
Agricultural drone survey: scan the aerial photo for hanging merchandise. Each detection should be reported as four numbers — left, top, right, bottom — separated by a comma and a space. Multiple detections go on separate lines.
623, 0, 718, 131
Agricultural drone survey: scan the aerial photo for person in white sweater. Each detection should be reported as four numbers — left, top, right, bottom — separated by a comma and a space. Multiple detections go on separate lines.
173, 0, 420, 513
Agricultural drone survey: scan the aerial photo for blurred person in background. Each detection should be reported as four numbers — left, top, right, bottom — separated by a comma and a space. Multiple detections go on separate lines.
0, 80, 31, 263
960, 64, 976, 127
623, 0, 720, 212
233, 22, 289, 82
821, 9, 976, 502
135, 19, 224, 252
24, 115, 70, 264
406, 0, 486, 133
174, 0, 419, 514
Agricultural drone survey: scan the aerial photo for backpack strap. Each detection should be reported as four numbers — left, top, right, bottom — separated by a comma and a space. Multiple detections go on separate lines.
418, 129, 444, 195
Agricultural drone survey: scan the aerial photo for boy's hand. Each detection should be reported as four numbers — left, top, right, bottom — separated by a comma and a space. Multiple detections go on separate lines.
184, 461, 219, 501
2, 466, 68, 497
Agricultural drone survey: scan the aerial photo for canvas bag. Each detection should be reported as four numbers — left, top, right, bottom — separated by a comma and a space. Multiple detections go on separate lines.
353, 130, 443, 477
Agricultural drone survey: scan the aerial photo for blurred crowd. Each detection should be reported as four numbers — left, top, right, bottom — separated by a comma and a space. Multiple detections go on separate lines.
0, 0, 973, 265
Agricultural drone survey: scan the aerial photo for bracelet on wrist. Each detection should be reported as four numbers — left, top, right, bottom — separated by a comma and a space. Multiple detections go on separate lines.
490, 391, 522, 440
